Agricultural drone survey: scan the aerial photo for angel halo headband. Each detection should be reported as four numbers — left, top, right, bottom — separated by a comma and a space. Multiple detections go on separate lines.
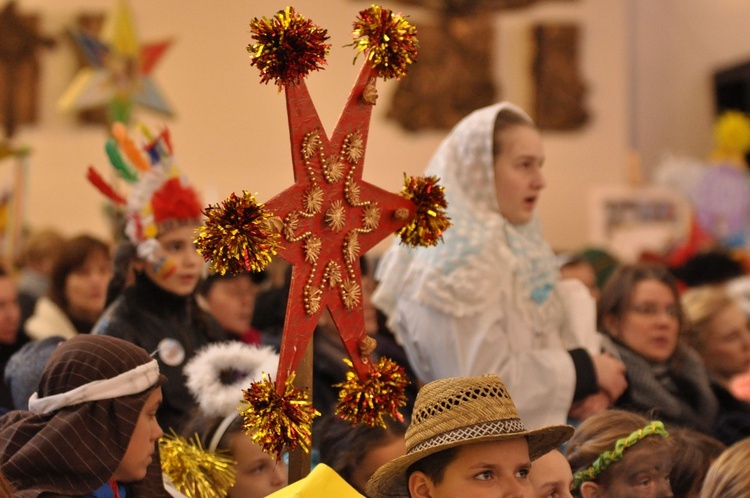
571, 420, 670, 490
28, 360, 160, 415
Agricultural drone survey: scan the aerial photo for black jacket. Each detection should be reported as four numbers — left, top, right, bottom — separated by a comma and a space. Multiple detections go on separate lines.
93, 272, 226, 432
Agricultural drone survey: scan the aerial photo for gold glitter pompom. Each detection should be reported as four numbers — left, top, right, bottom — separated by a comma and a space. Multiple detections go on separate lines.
398, 175, 452, 248
159, 431, 236, 498
350, 5, 418, 81
196, 191, 282, 275
248, 6, 331, 89
239, 374, 321, 458
334, 357, 408, 427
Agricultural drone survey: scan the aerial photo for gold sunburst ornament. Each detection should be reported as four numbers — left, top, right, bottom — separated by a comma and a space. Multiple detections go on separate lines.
341, 278, 361, 309
362, 203, 381, 230
303, 185, 324, 214
324, 154, 346, 183
326, 199, 347, 231
344, 231, 360, 263
304, 285, 322, 315
323, 261, 343, 288
343, 132, 365, 164
302, 129, 321, 159
304, 236, 322, 263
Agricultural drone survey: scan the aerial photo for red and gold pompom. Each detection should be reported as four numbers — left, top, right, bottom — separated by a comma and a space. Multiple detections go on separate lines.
195, 191, 281, 276
247, 6, 331, 89
159, 431, 236, 498
239, 374, 320, 458
398, 175, 451, 248
351, 5, 418, 81
334, 357, 408, 428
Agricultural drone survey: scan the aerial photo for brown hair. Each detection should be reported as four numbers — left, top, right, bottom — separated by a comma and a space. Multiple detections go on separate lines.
681, 286, 736, 351
668, 427, 725, 498
566, 410, 670, 496
318, 416, 407, 491
17, 228, 64, 268
48, 234, 111, 312
597, 263, 686, 335
492, 107, 534, 160
700, 437, 750, 498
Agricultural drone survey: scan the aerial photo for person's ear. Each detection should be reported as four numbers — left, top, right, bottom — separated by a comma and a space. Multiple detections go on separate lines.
602, 314, 619, 338
408, 471, 433, 498
579, 481, 603, 498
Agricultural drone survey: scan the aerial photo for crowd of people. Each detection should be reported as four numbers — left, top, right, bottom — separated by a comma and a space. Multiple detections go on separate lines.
1, 101, 750, 497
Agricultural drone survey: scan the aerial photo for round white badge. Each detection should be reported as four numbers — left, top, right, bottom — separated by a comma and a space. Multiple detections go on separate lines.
157, 338, 186, 366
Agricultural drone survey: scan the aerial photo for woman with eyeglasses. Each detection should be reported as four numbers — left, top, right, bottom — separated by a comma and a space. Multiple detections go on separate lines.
598, 263, 719, 434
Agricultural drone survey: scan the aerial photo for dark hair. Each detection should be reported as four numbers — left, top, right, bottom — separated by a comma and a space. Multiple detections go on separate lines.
48, 235, 110, 312
196, 270, 267, 297
673, 250, 744, 288
318, 415, 407, 489
406, 446, 460, 488
492, 107, 534, 160
181, 412, 244, 452
668, 427, 725, 498
597, 262, 685, 335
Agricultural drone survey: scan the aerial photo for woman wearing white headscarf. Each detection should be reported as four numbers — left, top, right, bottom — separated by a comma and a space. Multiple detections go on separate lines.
373, 102, 627, 428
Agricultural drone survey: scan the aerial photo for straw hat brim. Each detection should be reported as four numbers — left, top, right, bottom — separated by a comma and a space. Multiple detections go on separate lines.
366, 423, 573, 498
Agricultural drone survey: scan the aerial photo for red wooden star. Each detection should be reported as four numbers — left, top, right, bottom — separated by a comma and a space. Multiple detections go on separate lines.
269, 61, 413, 389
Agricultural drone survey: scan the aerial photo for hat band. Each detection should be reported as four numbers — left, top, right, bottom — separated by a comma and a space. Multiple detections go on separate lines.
409, 417, 526, 454
28, 360, 160, 415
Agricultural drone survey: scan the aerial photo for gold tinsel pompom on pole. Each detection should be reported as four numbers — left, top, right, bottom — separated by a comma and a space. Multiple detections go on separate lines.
239, 373, 320, 459
398, 175, 451, 247
334, 357, 408, 427
350, 5, 418, 81
195, 191, 282, 276
159, 431, 236, 498
247, 6, 331, 90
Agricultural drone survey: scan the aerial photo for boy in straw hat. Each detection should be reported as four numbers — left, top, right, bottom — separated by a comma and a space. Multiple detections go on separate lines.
367, 374, 573, 498
0, 334, 169, 497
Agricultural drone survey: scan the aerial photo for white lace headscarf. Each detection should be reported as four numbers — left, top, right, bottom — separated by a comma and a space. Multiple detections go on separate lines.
374, 102, 559, 323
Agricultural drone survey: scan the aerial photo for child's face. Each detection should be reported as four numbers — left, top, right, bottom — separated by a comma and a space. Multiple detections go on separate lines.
410, 438, 535, 498
350, 434, 406, 493
493, 125, 546, 226
204, 275, 257, 336
143, 225, 203, 296
529, 450, 574, 498
581, 443, 673, 498
112, 387, 163, 483
228, 433, 287, 498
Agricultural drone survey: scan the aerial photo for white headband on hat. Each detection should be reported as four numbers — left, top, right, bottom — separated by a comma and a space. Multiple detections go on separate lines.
28, 359, 160, 415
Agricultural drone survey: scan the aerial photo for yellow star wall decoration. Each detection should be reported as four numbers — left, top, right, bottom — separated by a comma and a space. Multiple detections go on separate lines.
58, 0, 173, 125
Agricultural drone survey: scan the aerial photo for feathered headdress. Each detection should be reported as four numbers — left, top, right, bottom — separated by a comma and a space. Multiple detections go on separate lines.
195, 6, 451, 458
87, 122, 202, 262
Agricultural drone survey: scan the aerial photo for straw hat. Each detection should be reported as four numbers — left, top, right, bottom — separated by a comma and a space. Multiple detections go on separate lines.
366, 374, 573, 498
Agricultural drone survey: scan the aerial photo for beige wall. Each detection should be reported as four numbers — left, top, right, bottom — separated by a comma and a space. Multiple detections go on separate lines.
11, 0, 745, 253
632, 0, 750, 176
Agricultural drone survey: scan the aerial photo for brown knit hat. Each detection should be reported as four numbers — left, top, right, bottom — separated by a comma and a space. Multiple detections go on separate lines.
366, 374, 573, 498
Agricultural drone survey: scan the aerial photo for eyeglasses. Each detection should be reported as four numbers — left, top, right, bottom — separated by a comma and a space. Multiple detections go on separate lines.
629, 303, 680, 320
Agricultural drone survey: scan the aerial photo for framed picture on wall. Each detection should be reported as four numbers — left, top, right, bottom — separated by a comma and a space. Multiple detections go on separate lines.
589, 185, 691, 263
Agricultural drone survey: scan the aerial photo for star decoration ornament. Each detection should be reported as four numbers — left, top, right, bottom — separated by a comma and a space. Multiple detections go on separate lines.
196, 5, 450, 458
58, 0, 173, 125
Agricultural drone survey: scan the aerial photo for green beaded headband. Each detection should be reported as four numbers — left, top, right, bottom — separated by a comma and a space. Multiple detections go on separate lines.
571, 420, 669, 491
